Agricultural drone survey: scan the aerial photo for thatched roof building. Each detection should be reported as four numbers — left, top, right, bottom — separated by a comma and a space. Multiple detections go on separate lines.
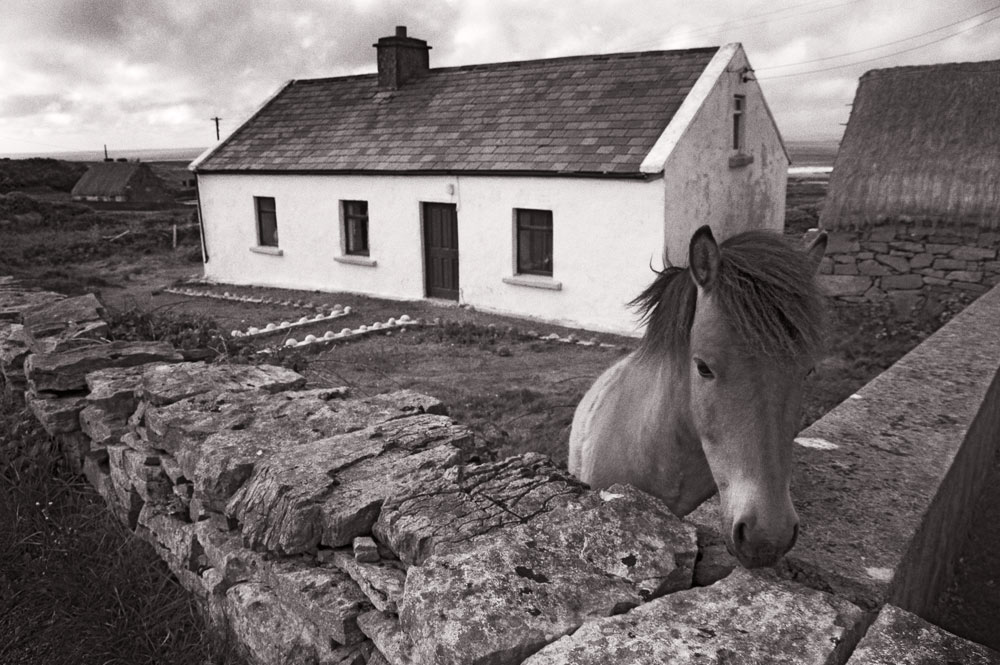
820, 59, 1000, 229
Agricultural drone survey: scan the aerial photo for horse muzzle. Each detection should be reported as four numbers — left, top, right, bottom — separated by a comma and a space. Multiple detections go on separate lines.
726, 515, 799, 569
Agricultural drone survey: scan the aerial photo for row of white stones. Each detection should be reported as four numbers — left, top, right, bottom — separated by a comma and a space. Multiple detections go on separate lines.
229, 309, 352, 339
279, 315, 419, 348
165, 287, 333, 311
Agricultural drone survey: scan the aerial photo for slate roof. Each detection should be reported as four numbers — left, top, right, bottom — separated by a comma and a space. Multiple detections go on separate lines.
71, 162, 144, 197
195, 47, 719, 178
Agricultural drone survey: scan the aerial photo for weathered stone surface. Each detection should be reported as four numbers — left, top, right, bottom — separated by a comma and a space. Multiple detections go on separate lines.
26, 392, 87, 436
909, 253, 935, 269
950, 246, 997, 261
353, 536, 379, 563
140, 361, 306, 406
332, 549, 406, 612
136, 505, 198, 580
25, 341, 182, 394
881, 274, 923, 290
357, 610, 414, 665
399, 484, 698, 665
522, 569, 865, 664
193, 517, 266, 594
85, 364, 154, 416
783, 285, 1000, 612
0, 289, 64, 322
227, 415, 471, 554
933, 258, 965, 270
21, 292, 104, 338
375, 453, 585, 566
264, 558, 372, 647
79, 404, 128, 447
945, 270, 983, 283
819, 274, 871, 297
224, 582, 370, 665
826, 232, 861, 254
0, 323, 30, 392
846, 604, 1000, 664
858, 259, 889, 276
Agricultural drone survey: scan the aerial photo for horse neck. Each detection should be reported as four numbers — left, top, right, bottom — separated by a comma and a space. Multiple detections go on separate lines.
631, 347, 698, 448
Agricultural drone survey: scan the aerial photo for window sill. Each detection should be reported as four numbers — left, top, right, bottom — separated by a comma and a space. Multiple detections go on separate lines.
334, 255, 377, 267
249, 246, 283, 256
503, 275, 562, 291
728, 153, 754, 168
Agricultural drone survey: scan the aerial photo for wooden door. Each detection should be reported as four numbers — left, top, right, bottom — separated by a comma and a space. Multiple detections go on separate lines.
423, 203, 459, 300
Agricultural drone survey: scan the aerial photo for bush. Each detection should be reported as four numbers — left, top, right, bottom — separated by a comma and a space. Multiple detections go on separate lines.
106, 302, 230, 353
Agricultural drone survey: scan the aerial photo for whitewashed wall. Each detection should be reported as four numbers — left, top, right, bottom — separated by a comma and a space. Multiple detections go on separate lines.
658, 46, 789, 266
197, 173, 664, 335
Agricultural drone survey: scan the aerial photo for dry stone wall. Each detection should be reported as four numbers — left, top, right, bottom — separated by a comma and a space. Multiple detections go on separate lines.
815, 222, 999, 311
3, 277, 999, 664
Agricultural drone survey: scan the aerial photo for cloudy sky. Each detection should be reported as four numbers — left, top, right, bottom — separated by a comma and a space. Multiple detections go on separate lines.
2, 0, 998, 156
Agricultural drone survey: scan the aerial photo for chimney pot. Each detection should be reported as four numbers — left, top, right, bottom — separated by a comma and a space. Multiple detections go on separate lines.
396, 26, 407, 37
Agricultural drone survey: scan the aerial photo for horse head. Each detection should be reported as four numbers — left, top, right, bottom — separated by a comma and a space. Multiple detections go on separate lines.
686, 226, 827, 568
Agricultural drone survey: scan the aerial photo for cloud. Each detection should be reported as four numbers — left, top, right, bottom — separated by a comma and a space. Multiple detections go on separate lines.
1, 0, 998, 153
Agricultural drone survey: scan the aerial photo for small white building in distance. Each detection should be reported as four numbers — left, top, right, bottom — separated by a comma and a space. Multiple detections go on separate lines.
191, 27, 788, 335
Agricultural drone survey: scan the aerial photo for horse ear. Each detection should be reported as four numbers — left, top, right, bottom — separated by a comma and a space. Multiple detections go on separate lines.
805, 231, 828, 275
689, 225, 720, 289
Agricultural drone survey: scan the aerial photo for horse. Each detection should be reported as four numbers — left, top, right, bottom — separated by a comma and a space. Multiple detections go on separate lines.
569, 225, 827, 568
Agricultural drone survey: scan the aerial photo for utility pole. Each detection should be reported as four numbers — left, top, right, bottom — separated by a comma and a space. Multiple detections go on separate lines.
210, 117, 222, 141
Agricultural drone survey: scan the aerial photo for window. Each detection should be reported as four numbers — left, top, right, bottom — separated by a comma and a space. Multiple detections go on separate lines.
255, 196, 278, 247
732, 95, 745, 151
343, 200, 369, 256
516, 209, 553, 276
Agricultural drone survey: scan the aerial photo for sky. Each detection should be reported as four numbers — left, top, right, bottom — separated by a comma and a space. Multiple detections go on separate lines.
2, 0, 999, 156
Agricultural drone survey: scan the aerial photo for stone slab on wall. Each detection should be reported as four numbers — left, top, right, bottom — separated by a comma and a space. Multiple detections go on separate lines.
846, 604, 1000, 664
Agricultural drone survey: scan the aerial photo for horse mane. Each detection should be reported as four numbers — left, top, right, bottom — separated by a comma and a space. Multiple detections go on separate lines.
632, 230, 826, 360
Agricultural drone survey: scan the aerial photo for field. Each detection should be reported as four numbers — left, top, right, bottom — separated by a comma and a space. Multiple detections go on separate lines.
0, 161, 996, 659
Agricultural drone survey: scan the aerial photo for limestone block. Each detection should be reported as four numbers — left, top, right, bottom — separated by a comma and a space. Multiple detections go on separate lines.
263, 558, 372, 647
26, 392, 87, 436
0, 289, 64, 322
226, 415, 470, 554
0, 323, 30, 392
875, 254, 909, 273
79, 404, 127, 448
881, 274, 924, 291
193, 517, 266, 594
83, 452, 114, 502
139, 361, 305, 406
374, 453, 585, 566
819, 275, 872, 297
357, 610, 415, 665
857, 259, 889, 276
846, 604, 1000, 664
85, 364, 153, 416
331, 550, 406, 613
25, 341, 182, 394
352, 536, 379, 563
223, 582, 371, 665
909, 253, 935, 269
136, 505, 198, 578
56, 431, 91, 475
522, 569, 865, 664
21, 292, 105, 343
933, 258, 966, 270
950, 246, 997, 261
944, 270, 983, 284
826, 232, 861, 254
398, 484, 698, 665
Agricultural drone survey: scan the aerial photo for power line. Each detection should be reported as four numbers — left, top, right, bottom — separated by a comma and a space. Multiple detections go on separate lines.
758, 12, 1000, 80
758, 2, 1000, 70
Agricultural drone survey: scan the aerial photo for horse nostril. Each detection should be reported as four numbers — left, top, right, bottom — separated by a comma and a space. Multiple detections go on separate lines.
733, 520, 748, 547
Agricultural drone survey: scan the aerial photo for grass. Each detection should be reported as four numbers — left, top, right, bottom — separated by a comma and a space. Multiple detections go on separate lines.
0, 394, 244, 665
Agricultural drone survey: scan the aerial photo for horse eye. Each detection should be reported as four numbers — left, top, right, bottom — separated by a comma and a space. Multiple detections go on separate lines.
694, 359, 714, 378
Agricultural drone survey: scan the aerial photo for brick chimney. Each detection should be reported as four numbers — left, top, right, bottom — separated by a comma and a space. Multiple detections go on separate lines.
373, 26, 431, 90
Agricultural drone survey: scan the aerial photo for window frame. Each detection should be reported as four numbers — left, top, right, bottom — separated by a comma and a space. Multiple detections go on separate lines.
342, 200, 370, 257
732, 94, 746, 152
254, 196, 278, 247
515, 208, 553, 277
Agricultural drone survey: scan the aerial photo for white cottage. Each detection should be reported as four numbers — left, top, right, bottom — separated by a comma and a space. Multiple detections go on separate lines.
192, 27, 787, 335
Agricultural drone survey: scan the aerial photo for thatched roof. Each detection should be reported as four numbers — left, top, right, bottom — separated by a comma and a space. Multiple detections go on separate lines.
820, 59, 1000, 229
